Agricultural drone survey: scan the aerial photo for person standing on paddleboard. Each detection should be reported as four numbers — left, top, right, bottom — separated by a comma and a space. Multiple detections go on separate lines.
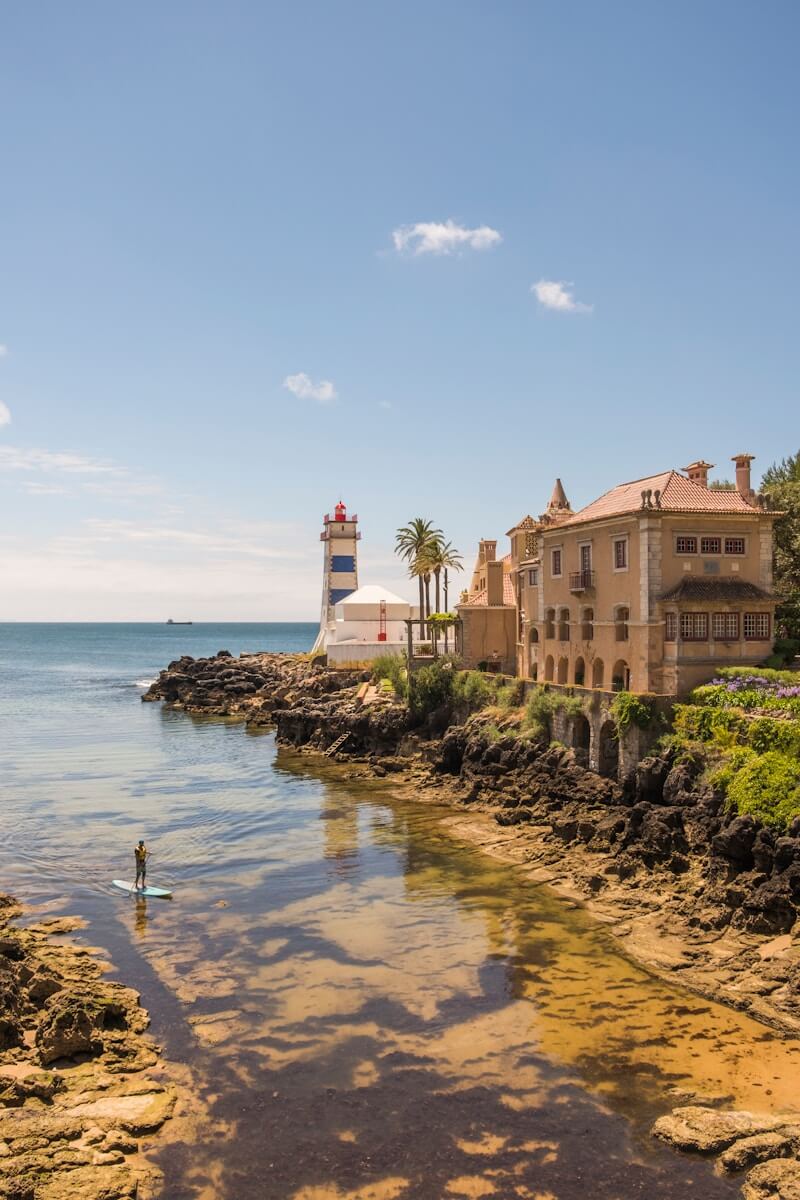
134, 840, 149, 890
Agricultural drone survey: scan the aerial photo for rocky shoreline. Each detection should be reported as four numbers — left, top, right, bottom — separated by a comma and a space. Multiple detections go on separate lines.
0, 894, 176, 1200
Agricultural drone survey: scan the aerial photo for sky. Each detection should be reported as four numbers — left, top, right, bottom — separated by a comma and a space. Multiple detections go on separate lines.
1, 1, 798, 621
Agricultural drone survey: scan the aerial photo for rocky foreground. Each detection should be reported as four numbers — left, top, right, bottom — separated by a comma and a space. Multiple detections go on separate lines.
0, 894, 175, 1200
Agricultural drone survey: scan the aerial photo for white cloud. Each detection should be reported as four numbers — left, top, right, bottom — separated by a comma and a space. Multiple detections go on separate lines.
22, 481, 67, 495
531, 279, 593, 314
392, 220, 502, 256
0, 445, 118, 473
0, 402, 10, 428
283, 372, 337, 404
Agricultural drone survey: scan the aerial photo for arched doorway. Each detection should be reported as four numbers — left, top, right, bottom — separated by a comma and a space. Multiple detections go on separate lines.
612, 660, 630, 692
558, 608, 570, 641
573, 713, 591, 751
598, 719, 619, 778
592, 658, 604, 689
581, 607, 593, 640
544, 609, 555, 639
574, 656, 585, 687
557, 656, 569, 684
544, 654, 554, 682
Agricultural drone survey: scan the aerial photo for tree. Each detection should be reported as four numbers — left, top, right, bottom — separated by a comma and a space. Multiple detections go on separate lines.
395, 519, 442, 625
425, 539, 463, 614
762, 450, 800, 642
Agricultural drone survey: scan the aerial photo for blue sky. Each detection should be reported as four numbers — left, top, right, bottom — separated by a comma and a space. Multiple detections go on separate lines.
1, 1, 798, 619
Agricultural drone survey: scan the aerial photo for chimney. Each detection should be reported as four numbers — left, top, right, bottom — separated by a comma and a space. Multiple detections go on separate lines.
480, 539, 497, 564
732, 454, 756, 503
683, 460, 714, 488
486, 560, 504, 606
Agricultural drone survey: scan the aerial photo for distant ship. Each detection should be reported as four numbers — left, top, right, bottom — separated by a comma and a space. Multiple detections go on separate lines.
166, 619, 193, 625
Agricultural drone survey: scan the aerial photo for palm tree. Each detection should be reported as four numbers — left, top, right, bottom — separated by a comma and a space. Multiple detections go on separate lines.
395, 518, 442, 627
426, 540, 463, 614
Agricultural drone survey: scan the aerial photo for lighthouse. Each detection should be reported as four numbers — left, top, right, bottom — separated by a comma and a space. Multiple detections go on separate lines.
311, 501, 360, 653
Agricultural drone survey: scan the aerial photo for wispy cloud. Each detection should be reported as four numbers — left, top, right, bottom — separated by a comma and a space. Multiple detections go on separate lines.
0, 402, 10, 428
0, 344, 8, 358
22, 481, 67, 495
531, 279, 593, 314
392, 220, 502, 256
0, 445, 118, 473
378, 400, 392, 410
283, 372, 337, 404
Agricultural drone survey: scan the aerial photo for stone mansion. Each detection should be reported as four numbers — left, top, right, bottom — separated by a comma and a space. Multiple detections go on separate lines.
458, 454, 778, 696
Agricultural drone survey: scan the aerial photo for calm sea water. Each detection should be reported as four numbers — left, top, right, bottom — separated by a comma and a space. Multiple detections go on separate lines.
1, 624, 798, 1200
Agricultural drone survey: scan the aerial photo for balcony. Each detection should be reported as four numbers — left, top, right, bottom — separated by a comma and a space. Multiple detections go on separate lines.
569, 570, 595, 592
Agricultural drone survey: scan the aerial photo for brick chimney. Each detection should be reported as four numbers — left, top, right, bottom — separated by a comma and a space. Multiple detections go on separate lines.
683, 460, 714, 488
732, 454, 756, 504
486, 560, 504, 606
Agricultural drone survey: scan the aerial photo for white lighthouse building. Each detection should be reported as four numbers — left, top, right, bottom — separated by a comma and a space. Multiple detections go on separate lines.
312, 501, 360, 654
312, 501, 412, 662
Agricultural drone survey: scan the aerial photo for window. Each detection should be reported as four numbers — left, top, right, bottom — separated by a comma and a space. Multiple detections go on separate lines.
680, 612, 709, 641
614, 606, 629, 641
528, 568, 539, 586
676, 536, 697, 555
551, 548, 562, 577
744, 612, 771, 640
713, 612, 739, 640
665, 612, 677, 642
613, 538, 628, 570
725, 537, 746, 555
701, 537, 721, 555
579, 544, 592, 572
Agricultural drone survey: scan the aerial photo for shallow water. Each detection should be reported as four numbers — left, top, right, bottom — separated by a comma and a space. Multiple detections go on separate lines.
1, 624, 799, 1199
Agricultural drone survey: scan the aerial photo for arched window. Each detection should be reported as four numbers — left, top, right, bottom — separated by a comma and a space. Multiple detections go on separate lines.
530, 626, 539, 644
557, 656, 569, 684
544, 654, 554, 682
544, 608, 556, 639
558, 608, 570, 641
592, 658, 604, 689
581, 607, 594, 640
614, 606, 629, 641
574, 656, 585, 687
612, 660, 630, 692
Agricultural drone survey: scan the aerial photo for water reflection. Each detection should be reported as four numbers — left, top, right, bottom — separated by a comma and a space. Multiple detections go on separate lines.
3, 682, 798, 1199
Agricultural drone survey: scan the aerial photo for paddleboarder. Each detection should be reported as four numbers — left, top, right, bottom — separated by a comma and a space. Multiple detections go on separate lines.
134, 840, 149, 891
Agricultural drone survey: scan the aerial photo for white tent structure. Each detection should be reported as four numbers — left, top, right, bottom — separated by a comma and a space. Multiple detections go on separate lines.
326, 584, 411, 664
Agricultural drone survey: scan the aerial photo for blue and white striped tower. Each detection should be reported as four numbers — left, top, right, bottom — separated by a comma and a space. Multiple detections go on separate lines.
312, 501, 360, 653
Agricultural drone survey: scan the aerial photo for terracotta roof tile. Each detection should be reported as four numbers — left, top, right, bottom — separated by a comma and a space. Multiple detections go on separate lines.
659, 578, 773, 603
463, 574, 516, 607
562, 470, 757, 527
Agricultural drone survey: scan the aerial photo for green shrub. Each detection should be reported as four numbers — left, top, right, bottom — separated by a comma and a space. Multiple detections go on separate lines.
452, 670, 495, 713
726, 751, 800, 829
372, 654, 408, 699
747, 716, 800, 757
611, 691, 655, 732
707, 746, 757, 792
496, 679, 525, 709
524, 688, 556, 739
408, 659, 455, 720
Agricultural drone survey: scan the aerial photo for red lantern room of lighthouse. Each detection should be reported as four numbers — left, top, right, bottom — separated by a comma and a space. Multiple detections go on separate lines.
334, 501, 347, 521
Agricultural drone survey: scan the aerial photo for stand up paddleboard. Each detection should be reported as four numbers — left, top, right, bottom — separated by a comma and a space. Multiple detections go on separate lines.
112, 880, 173, 899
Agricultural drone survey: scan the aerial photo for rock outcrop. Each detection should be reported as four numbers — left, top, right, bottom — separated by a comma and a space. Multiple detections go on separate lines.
0, 895, 175, 1199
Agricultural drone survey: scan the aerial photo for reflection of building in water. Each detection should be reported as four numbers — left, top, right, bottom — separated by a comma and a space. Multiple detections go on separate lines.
322, 800, 360, 873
